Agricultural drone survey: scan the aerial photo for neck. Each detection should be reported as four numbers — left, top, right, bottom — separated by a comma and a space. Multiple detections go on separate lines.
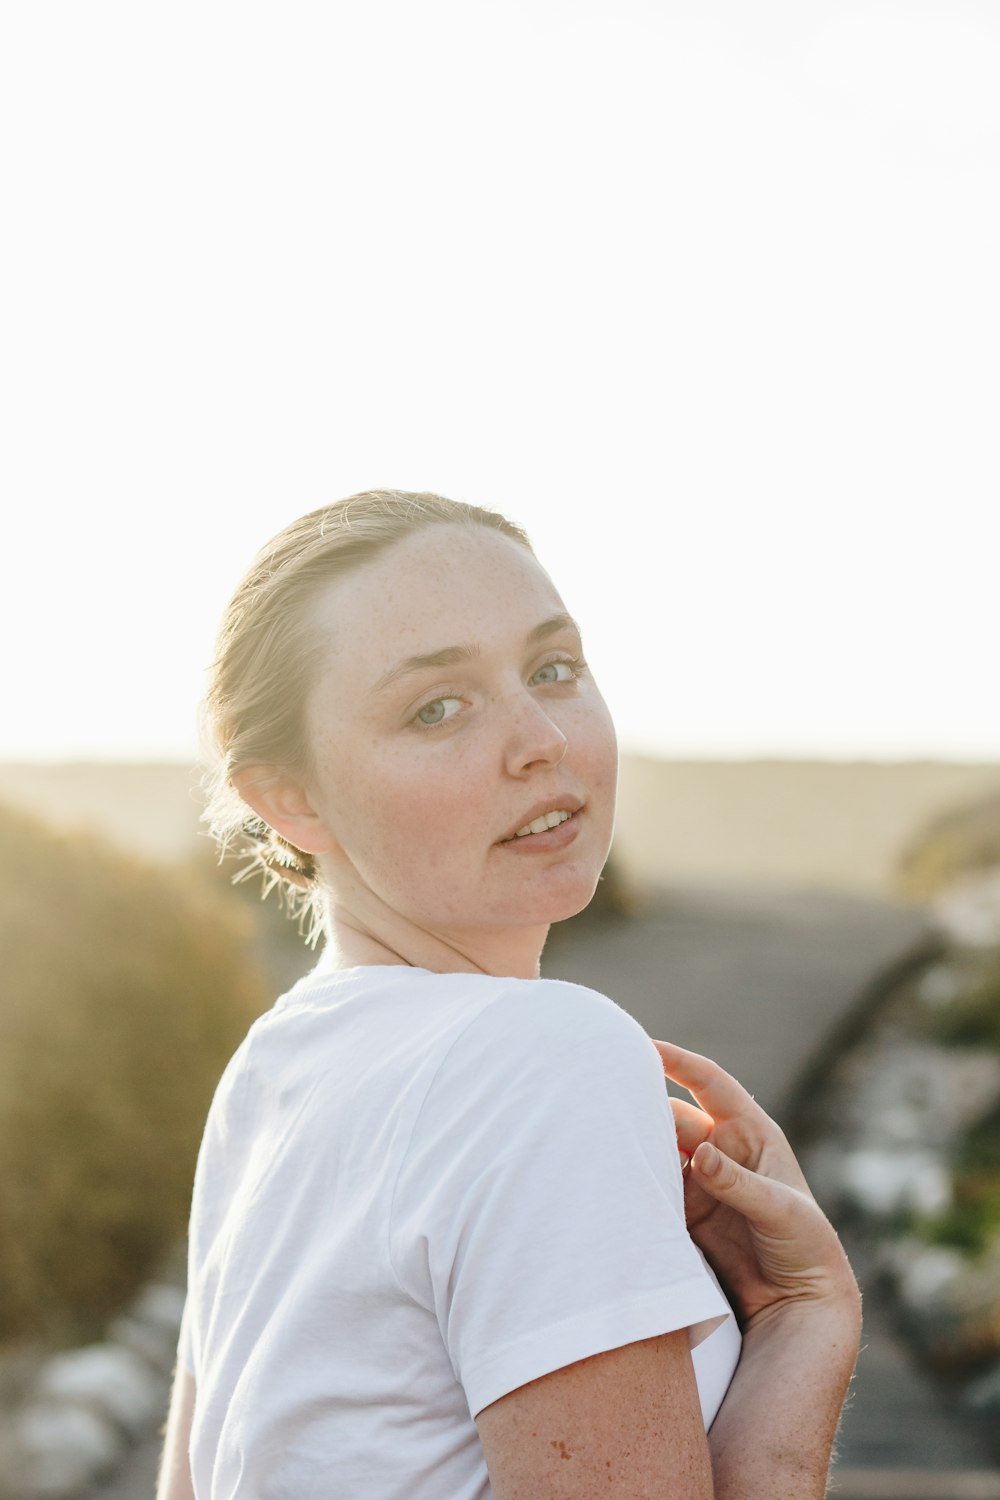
314, 852, 550, 980
322, 908, 550, 980
325, 906, 551, 978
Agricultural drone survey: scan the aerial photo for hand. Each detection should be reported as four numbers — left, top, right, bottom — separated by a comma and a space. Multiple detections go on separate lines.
651, 1039, 860, 1335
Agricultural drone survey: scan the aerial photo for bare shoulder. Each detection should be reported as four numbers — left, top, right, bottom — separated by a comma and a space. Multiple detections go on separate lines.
475, 1329, 713, 1500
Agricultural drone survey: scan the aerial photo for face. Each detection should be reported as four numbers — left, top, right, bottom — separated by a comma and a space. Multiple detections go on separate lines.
299, 524, 618, 938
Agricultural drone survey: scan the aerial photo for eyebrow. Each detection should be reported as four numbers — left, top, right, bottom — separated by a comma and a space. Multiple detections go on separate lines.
369, 612, 582, 697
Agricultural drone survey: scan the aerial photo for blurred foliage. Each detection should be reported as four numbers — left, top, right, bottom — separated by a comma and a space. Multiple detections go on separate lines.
915, 956, 1000, 1259
894, 787, 1000, 903
892, 783, 1000, 1269
0, 802, 272, 1345
923, 953, 1000, 1051
917, 1101, 1000, 1256
178, 835, 318, 992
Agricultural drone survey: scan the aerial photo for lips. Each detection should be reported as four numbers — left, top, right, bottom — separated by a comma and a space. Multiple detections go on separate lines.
498, 795, 584, 843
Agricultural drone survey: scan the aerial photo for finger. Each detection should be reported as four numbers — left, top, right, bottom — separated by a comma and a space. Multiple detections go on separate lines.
669, 1096, 715, 1159
690, 1141, 811, 1231
651, 1038, 765, 1124
689, 1145, 859, 1311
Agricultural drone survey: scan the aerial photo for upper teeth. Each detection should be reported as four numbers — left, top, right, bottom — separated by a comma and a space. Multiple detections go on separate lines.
513, 809, 573, 838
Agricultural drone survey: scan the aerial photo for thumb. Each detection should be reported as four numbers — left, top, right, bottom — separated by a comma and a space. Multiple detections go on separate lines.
691, 1141, 742, 1193
690, 1141, 796, 1229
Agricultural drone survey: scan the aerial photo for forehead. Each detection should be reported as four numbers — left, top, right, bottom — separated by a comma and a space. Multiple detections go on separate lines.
308, 525, 567, 685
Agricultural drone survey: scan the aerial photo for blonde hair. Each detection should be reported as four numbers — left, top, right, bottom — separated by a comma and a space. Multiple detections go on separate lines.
201, 489, 533, 941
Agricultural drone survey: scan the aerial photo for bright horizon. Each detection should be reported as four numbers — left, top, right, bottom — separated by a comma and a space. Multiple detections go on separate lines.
3, 2, 997, 765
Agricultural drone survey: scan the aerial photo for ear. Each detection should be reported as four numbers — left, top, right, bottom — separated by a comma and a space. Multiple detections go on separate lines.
231, 764, 338, 857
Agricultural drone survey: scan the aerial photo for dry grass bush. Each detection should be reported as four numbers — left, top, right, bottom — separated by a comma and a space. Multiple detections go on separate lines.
178, 838, 320, 992
0, 802, 271, 1345
895, 787, 1000, 902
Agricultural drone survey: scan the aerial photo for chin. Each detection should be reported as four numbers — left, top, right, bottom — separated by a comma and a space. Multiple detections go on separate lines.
524, 868, 605, 926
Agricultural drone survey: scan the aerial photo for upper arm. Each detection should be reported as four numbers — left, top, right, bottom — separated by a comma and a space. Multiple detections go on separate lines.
155, 1363, 196, 1500
393, 983, 731, 1424
475, 1328, 714, 1500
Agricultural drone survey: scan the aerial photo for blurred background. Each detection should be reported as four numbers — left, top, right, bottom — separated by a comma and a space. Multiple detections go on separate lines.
1, 1, 998, 1495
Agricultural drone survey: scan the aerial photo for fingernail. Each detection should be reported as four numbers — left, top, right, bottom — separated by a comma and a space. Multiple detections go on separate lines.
695, 1143, 720, 1176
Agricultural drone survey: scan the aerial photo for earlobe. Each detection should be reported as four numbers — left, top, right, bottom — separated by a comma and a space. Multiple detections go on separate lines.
231, 765, 337, 856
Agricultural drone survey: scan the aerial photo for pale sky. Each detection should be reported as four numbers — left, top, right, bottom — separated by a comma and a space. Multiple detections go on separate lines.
2, 0, 997, 764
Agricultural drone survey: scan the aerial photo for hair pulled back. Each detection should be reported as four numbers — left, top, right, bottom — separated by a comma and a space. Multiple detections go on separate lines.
201, 489, 533, 941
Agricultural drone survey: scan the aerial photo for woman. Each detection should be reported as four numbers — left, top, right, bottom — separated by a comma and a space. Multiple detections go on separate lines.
157, 490, 861, 1499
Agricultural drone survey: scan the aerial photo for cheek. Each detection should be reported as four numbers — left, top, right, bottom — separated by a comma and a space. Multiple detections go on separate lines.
569, 694, 618, 778
359, 743, 486, 862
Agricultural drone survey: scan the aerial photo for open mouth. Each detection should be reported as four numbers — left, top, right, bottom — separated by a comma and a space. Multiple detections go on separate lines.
499, 808, 581, 845
504, 809, 575, 841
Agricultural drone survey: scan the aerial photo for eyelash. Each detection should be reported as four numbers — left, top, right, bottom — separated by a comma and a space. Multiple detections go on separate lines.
530, 655, 588, 687
410, 655, 588, 729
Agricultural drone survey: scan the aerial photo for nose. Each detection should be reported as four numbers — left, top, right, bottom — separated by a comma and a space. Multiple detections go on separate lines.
502, 686, 568, 776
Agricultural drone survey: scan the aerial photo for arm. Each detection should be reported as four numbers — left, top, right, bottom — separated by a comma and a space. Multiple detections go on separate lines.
476, 1327, 714, 1499
662, 1041, 862, 1496
708, 1299, 858, 1496
475, 1043, 860, 1499
155, 1363, 196, 1500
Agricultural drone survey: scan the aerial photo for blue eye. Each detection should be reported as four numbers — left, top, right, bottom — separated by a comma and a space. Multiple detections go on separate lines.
531, 659, 582, 685
414, 696, 462, 726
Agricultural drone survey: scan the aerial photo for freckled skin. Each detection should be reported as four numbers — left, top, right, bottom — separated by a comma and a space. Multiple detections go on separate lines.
476, 1332, 712, 1497
298, 526, 619, 971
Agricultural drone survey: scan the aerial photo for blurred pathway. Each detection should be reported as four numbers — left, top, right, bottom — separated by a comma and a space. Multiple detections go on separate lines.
99, 881, 999, 1497
544, 879, 931, 1119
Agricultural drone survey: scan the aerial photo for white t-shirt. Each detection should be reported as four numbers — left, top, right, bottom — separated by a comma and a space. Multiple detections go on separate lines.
178, 964, 741, 1499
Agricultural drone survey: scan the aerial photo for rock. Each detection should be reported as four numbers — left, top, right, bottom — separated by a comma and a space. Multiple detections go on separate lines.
876, 1238, 972, 1357
872, 1100, 934, 1148
106, 1278, 187, 1375
107, 1312, 177, 1375
795, 929, 1000, 1390
840, 1146, 951, 1217
894, 1244, 966, 1311
931, 867, 1000, 948
130, 1282, 186, 1335
0, 1265, 187, 1499
14, 1398, 121, 1497
915, 961, 965, 1008
835, 1038, 1000, 1149
35, 1343, 165, 1441
963, 1358, 1000, 1413
894, 1236, 1000, 1369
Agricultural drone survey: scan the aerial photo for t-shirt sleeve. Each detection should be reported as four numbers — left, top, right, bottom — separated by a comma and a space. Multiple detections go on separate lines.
388, 979, 732, 1420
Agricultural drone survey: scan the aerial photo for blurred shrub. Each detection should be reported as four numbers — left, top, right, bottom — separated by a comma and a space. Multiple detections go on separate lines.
925, 954, 1000, 1051
914, 1092, 1000, 1253
178, 836, 318, 992
895, 788, 1000, 902
916, 956, 1000, 1263
0, 802, 271, 1345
